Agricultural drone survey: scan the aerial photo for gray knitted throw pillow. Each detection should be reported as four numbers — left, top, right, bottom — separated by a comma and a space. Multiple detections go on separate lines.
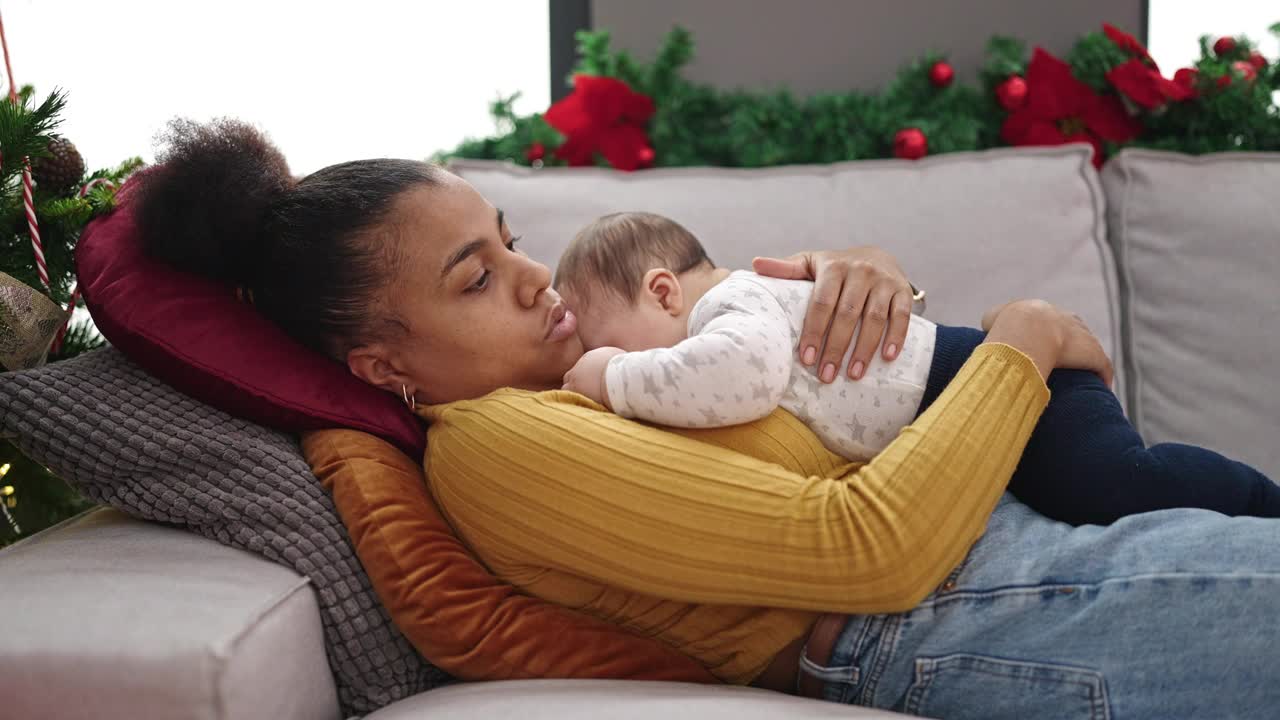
0, 347, 452, 715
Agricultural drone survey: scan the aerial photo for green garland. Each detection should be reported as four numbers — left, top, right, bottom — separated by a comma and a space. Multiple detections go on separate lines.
441, 24, 1280, 168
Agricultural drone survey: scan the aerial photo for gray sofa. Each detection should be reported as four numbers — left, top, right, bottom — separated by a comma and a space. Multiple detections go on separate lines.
2, 145, 1277, 718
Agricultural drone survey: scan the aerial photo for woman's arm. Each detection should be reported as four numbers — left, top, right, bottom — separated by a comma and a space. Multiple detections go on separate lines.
426, 304, 1090, 614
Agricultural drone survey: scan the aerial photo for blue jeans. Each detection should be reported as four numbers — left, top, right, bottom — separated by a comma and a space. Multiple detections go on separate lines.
803, 496, 1280, 718
918, 326, 1280, 525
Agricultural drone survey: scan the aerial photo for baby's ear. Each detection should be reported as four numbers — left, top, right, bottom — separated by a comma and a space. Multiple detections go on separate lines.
642, 268, 684, 316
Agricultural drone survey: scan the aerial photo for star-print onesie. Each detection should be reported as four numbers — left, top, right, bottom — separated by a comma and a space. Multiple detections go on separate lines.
604, 270, 1280, 525
606, 270, 935, 460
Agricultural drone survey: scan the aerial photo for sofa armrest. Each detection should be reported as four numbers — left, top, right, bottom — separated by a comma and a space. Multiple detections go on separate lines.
0, 507, 340, 720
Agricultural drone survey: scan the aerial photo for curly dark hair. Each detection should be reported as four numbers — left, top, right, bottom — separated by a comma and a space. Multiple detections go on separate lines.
134, 118, 444, 359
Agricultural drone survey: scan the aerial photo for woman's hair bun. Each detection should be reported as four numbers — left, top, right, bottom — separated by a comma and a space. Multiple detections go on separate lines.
134, 118, 292, 284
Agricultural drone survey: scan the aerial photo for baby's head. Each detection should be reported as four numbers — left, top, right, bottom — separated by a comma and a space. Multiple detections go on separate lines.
555, 212, 716, 351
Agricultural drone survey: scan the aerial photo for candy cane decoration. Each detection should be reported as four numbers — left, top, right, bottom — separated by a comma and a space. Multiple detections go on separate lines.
2, 11, 80, 354
49, 282, 79, 353
1, 12, 50, 292
0, 12, 13, 106
21, 166, 50, 289
78, 177, 116, 197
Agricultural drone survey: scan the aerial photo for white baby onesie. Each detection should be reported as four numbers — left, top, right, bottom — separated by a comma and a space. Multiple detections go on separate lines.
604, 270, 938, 461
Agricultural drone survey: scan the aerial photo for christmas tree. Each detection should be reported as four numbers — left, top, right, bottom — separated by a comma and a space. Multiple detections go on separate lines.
0, 85, 142, 545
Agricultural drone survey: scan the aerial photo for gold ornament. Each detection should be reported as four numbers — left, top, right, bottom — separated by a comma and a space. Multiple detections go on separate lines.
0, 271, 67, 371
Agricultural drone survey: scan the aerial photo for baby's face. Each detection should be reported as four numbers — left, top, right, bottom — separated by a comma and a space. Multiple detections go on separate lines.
562, 285, 686, 352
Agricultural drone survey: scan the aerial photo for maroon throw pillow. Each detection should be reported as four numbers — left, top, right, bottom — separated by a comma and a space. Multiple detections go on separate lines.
76, 188, 426, 458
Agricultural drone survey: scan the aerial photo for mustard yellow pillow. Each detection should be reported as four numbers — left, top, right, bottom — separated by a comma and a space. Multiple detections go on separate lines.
302, 428, 717, 683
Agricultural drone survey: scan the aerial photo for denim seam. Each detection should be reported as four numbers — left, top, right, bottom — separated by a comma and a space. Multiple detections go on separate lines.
914, 571, 1280, 611
859, 615, 903, 707
845, 616, 883, 703
849, 616, 873, 667
903, 654, 1112, 720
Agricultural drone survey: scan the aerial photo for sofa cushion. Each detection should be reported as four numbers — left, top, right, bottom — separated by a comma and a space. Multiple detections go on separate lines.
451, 144, 1124, 397
0, 508, 339, 720
1102, 150, 1280, 477
0, 348, 447, 715
303, 428, 718, 683
364, 679, 909, 719
76, 185, 425, 458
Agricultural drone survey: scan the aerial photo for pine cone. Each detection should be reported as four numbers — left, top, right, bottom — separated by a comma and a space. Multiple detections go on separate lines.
31, 136, 86, 194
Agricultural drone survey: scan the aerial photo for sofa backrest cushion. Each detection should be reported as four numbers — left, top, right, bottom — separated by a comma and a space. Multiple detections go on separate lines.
1102, 149, 1280, 476
452, 144, 1124, 397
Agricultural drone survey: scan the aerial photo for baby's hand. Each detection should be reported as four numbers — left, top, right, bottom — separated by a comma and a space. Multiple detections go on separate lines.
563, 347, 626, 409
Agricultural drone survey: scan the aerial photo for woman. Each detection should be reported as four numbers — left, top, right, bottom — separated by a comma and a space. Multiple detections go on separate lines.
138, 119, 1280, 718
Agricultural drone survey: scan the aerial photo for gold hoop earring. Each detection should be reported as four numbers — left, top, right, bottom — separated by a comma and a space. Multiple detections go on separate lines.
401, 384, 416, 411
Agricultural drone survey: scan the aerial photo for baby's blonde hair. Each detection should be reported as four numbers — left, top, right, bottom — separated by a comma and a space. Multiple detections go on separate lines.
554, 212, 713, 304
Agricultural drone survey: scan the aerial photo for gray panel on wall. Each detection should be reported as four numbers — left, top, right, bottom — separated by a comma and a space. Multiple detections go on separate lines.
590, 0, 1144, 95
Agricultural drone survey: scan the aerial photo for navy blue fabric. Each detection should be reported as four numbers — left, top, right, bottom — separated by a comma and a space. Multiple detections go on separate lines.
918, 325, 1280, 525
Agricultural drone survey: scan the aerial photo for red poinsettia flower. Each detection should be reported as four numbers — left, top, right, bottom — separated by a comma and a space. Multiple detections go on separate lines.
1001, 48, 1142, 168
1107, 58, 1195, 108
1100, 24, 1193, 109
1103, 23, 1156, 68
544, 75, 655, 171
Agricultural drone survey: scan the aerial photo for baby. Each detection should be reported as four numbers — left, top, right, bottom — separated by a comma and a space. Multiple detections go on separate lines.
556, 211, 1280, 526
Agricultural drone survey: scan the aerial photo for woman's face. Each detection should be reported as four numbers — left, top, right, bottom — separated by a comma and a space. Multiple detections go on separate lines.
354, 175, 583, 404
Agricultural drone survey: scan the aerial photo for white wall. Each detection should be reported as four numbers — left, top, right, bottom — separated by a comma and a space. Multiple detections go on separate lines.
2, 1, 1272, 175
1149, 0, 1278, 70
1, 0, 549, 175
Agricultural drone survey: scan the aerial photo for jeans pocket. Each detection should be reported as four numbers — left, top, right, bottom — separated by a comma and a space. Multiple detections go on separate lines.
900, 654, 1110, 720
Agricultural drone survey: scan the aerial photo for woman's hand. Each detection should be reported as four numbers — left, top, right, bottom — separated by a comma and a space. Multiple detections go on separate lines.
753, 247, 913, 383
982, 300, 1114, 386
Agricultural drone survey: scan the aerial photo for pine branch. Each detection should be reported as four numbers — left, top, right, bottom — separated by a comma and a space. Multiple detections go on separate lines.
0, 89, 68, 188
982, 36, 1027, 89
47, 318, 106, 362
86, 156, 144, 185
1068, 31, 1131, 91
645, 26, 694, 101
572, 30, 614, 79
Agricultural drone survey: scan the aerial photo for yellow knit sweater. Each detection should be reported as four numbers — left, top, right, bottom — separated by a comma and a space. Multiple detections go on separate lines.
421, 343, 1049, 684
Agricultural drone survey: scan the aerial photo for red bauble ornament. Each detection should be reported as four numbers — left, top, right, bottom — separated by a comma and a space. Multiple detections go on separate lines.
893, 128, 928, 160
1173, 67, 1199, 90
636, 146, 655, 167
995, 75, 1029, 110
1213, 36, 1237, 57
928, 60, 954, 88
1231, 60, 1258, 83
1249, 52, 1268, 70
1216, 74, 1232, 90
525, 142, 546, 162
